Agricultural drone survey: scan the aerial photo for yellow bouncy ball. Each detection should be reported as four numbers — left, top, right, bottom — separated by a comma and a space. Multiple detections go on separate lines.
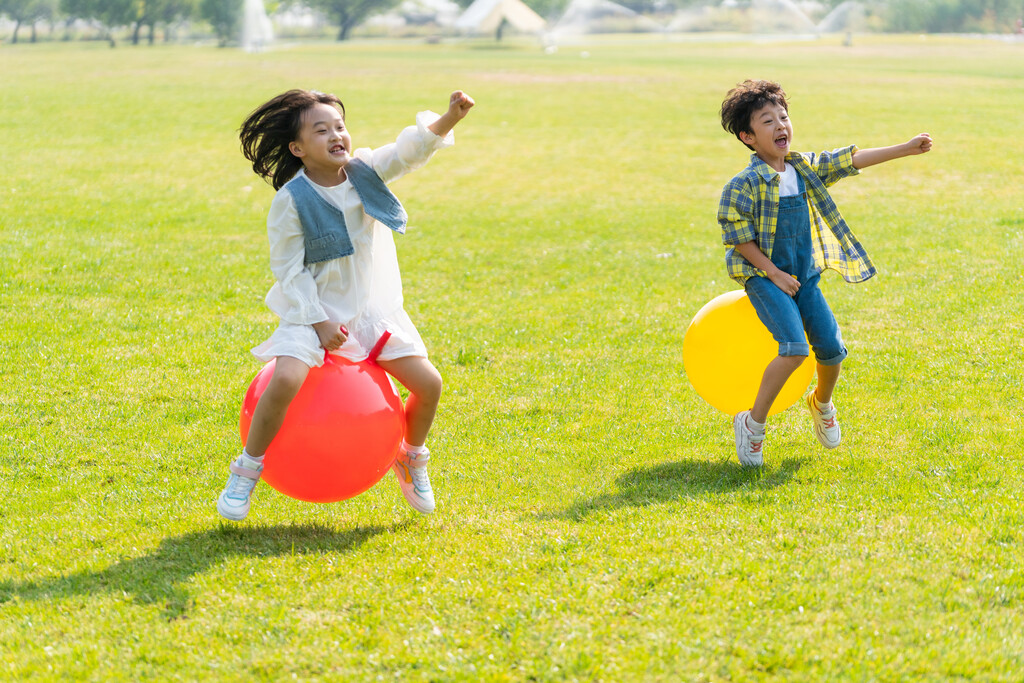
683, 290, 814, 417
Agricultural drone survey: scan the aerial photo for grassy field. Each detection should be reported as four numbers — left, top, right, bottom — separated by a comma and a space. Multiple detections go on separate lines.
1, 34, 1023, 680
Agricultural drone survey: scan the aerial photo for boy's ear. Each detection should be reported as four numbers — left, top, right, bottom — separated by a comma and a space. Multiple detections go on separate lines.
738, 130, 755, 146
288, 141, 305, 158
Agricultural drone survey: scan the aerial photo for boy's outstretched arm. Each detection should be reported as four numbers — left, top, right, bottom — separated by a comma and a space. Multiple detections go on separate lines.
428, 91, 475, 138
852, 133, 932, 169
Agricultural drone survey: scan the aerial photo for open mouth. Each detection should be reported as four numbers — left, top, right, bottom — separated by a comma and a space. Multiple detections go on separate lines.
775, 135, 788, 148
330, 145, 346, 154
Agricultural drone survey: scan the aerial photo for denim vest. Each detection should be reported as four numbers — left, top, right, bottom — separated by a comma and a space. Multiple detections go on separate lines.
284, 158, 408, 265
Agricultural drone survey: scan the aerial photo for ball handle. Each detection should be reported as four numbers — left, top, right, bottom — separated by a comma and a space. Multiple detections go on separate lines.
367, 330, 392, 364
321, 329, 392, 366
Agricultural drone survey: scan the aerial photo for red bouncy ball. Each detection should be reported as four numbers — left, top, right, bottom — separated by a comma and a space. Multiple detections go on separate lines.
239, 348, 405, 503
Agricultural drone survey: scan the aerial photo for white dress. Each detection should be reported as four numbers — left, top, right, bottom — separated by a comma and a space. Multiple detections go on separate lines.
252, 111, 454, 367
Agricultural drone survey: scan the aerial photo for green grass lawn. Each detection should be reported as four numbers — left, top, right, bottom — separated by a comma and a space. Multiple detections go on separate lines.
1, 35, 1023, 680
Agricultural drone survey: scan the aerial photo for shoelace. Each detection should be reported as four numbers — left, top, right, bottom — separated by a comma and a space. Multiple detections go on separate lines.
410, 465, 430, 491
813, 401, 838, 428
750, 439, 763, 453
226, 471, 258, 498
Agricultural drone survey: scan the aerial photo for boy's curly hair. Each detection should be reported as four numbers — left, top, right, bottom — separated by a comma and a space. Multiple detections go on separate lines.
239, 89, 346, 190
720, 80, 789, 151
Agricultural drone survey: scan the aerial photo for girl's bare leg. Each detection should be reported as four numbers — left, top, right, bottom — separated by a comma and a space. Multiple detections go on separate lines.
376, 355, 443, 446
244, 356, 311, 456
377, 355, 442, 514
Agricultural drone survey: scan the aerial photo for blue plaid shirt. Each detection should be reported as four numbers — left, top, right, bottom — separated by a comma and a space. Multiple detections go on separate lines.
719, 146, 876, 285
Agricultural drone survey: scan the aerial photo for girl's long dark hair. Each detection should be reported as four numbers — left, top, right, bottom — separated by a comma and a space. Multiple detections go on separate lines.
239, 89, 346, 190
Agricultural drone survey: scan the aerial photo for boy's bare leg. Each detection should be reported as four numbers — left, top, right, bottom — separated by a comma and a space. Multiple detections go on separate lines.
814, 362, 842, 405
750, 355, 807, 423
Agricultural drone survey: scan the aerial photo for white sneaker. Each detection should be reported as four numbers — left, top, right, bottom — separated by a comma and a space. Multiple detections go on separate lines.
807, 394, 841, 449
733, 411, 765, 467
392, 447, 435, 514
217, 454, 263, 521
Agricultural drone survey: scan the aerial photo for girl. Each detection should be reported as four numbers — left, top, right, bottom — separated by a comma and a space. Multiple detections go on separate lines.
218, 89, 474, 520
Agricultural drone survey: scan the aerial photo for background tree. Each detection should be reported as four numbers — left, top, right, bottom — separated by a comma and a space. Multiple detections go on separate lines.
58, 0, 136, 44
1, 0, 59, 42
200, 0, 242, 45
884, 0, 1022, 32
305, 0, 402, 40
523, 0, 570, 22
128, 0, 197, 44
159, 0, 199, 41
130, 0, 161, 44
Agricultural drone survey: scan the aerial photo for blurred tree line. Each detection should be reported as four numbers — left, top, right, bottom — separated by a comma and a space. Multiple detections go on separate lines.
883, 0, 1023, 32
1, 0, 1022, 45
0, 0, 404, 44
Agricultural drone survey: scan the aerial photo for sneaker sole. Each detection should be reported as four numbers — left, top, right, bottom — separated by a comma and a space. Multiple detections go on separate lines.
217, 497, 250, 522
399, 488, 435, 514
405, 499, 435, 514
813, 427, 841, 449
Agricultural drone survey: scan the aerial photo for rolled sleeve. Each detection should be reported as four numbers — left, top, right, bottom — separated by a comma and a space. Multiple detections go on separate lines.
814, 145, 860, 187
719, 180, 757, 246
368, 110, 453, 185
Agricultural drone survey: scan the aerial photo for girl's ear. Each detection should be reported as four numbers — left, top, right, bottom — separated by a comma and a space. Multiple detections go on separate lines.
288, 140, 304, 158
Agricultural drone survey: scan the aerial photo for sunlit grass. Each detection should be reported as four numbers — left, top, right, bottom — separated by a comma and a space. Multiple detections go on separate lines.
1, 36, 1022, 680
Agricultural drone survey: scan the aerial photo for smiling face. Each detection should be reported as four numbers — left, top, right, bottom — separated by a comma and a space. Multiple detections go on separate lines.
287, 102, 352, 184
739, 102, 793, 171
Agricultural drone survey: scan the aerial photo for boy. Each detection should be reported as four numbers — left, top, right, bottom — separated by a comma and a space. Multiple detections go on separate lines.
718, 79, 932, 466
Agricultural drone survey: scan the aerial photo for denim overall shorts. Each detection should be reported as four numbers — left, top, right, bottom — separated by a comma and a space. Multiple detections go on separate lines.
745, 173, 847, 366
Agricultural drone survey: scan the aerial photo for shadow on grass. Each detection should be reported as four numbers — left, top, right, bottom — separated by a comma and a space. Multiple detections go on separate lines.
546, 457, 804, 521
0, 522, 402, 620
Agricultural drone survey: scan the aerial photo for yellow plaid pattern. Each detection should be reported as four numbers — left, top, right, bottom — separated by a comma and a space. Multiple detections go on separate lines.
718, 145, 876, 285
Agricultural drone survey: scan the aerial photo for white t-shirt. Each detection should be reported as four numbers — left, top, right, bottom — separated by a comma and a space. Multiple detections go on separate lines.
779, 162, 800, 196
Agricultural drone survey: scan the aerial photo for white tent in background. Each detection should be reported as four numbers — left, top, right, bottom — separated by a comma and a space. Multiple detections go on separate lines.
241, 0, 274, 51
454, 0, 546, 35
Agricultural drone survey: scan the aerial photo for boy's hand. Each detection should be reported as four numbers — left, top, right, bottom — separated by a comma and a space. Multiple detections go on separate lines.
905, 133, 933, 155
447, 91, 475, 121
768, 269, 800, 296
314, 321, 348, 352
853, 133, 933, 169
